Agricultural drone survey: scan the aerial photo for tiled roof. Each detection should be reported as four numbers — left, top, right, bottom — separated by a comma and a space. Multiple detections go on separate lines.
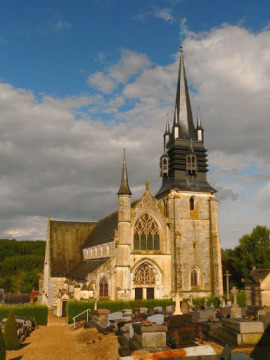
67, 258, 109, 282
49, 220, 96, 277
244, 269, 270, 284
83, 200, 139, 248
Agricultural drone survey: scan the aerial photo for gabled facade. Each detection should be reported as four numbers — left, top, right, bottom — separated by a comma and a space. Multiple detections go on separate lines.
41, 44, 223, 310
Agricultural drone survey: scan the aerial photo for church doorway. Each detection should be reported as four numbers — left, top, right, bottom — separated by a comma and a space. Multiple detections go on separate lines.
147, 287, 154, 299
133, 261, 156, 300
61, 300, 67, 317
135, 288, 143, 300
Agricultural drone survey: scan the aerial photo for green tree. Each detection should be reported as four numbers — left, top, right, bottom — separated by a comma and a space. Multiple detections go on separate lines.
0, 326, 6, 360
4, 309, 19, 350
222, 226, 270, 283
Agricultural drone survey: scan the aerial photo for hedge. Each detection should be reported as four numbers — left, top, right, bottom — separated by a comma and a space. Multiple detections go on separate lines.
66, 299, 173, 324
0, 305, 48, 325
66, 293, 246, 323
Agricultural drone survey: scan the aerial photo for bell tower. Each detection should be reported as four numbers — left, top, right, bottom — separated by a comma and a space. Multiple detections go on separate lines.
156, 45, 223, 297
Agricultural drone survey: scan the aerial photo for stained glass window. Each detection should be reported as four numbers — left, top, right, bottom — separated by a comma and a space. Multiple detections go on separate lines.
133, 213, 160, 251
99, 277, 108, 297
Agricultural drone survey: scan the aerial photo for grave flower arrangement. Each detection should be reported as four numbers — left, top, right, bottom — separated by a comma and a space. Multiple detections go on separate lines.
141, 320, 152, 326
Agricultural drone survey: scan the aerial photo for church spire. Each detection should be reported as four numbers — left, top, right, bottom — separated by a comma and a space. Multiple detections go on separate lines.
156, 28, 216, 197
117, 149, 132, 196
172, 46, 195, 140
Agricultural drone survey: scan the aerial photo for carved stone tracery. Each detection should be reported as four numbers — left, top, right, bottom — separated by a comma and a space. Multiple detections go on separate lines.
134, 262, 156, 285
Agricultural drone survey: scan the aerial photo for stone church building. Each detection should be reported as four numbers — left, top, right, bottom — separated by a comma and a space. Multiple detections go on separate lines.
41, 45, 223, 311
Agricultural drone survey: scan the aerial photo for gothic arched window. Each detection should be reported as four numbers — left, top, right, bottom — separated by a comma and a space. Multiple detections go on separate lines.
134, 262, 156, 285
190, 267, 200, 288
99, 277, 108, 298
133, 213, 160, 251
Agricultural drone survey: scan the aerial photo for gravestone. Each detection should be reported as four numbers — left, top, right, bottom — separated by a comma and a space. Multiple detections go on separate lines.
192, 309, 216, 323
230, 287, 242, 319
220, 318, 264, 345
181, 301, 190, 314
123, 309, 132, 316
168, 314, 192, 328
258, 314, 270, 330
173, 293, 183, 315
146, 314, 164, 325
108, 312, 123, 321
154, 306, 163, 313
219, 295, 226, 308
133, 324, 167, 352
139, 307, 149, 315
166, 305, 173, 314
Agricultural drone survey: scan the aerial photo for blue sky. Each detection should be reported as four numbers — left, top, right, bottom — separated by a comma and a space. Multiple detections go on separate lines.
0, 0, 270, 248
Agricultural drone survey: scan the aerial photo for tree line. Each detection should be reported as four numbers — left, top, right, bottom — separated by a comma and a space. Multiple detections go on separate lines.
0, 239, 45, 294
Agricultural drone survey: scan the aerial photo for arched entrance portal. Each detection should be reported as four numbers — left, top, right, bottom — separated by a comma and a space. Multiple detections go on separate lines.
133, 261, 156, 300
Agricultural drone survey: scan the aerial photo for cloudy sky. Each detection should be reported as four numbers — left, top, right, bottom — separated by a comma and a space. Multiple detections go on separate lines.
0, 0, 269, 248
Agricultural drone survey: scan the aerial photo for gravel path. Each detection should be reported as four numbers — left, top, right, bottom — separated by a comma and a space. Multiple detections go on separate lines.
6, 313, 120, 360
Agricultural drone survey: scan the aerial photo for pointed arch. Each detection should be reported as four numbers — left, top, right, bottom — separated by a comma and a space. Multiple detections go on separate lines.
133, 212, 160, 251
133, 261, 156, 285
190, 266, 201, 289
99, 277, 109, 298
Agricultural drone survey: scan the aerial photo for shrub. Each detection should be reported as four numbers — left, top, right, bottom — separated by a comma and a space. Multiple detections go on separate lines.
0, 326, 6, 360
4, 309, 19, 350
0, 305, 48, 325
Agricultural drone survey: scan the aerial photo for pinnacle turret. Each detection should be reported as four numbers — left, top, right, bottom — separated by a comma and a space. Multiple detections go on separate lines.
196, 108, 204, 141
117, 149, 132, 196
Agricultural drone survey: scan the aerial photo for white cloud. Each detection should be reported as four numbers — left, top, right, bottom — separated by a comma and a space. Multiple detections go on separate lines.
109, 50, 151, 83
88, 72, 116, 93
135, 6, 175, 23
1, 24, 270, 250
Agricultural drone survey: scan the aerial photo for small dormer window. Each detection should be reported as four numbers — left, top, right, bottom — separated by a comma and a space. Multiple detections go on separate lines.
186, 154, 197, 176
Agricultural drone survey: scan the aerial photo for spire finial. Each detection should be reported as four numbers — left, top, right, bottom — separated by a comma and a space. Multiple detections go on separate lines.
117, 148, 132, 196
145, 179, 149, 192
179, 18, 183, 50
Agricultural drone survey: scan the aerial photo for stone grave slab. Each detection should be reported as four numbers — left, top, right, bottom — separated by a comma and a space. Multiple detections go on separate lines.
133, 324, 167, 352
146, 313, 164, 325
108, 312, 123, 321
168, 314, 192, 328
166, 305, 173, 314
192, 309, 216, 323
219, 318, 264, 345
154, 306, 163, 313
230, 307, 242, 319
259, 313, 270, 329
181, 301, 190, 314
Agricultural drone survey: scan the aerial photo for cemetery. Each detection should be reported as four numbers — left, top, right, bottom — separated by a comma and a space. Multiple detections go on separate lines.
64, 280, 270, 360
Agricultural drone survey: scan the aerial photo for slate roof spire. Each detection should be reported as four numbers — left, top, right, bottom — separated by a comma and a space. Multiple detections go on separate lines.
172, 46, 195, 140
117, 149, 132, 196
